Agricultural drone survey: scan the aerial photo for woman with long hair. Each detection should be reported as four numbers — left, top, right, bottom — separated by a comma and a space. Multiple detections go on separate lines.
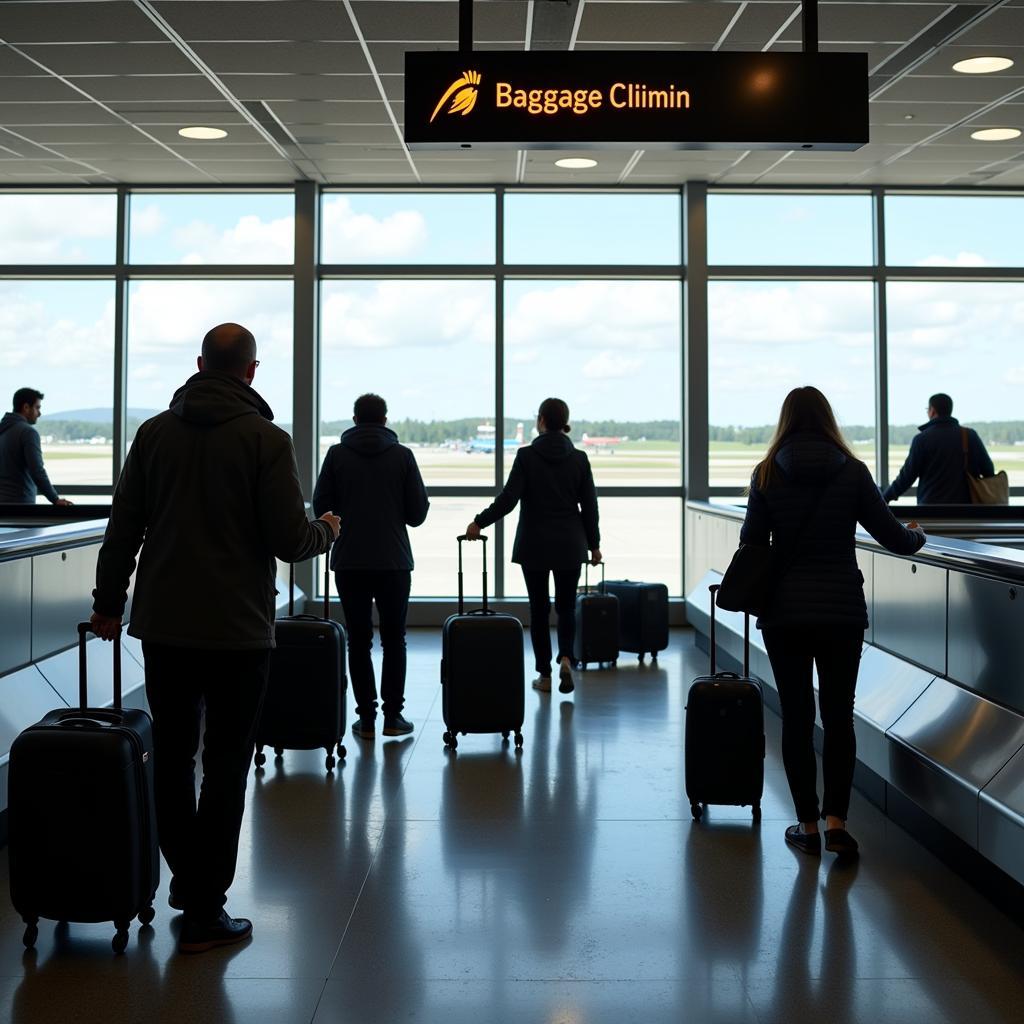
465, 398, 600, 694
741, 386, 925, 859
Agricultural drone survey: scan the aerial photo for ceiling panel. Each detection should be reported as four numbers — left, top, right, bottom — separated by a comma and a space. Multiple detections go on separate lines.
219, 73, 382, 102
16, 42, 198, 76
67, 75, 225, 102
192, 41, 367, 75
0, 2, 165, 43
353, 1, 526, 43
0, 76, 85, 102
578, 2, 739, 44
152, 1, 356, 41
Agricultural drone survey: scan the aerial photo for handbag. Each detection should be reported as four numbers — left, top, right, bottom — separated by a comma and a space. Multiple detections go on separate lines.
962, 428, 1008, 505
717, 480, 833, 617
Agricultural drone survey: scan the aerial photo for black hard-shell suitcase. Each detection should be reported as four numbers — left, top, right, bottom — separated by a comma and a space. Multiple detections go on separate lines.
573, 561, 620, 670
441, 534, 525, 750
599, 577, 669, 662
9, 623, 159, 953
685, 584, 765, 822
254, 557, 347, 772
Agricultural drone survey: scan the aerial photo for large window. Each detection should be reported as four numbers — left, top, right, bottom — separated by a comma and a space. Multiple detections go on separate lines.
0, 193, 116, 264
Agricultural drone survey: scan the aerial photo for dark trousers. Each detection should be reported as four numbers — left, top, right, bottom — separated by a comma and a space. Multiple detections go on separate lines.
761, 626, 864, 823
142, 642, 270, 921
336, 569, 412, 721
522, 565, 582, 676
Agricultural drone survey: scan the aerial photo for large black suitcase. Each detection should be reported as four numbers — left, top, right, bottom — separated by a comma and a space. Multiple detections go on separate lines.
685, 584, 765, 822
573, 561, 620, 671
254, 558, 348, 772
441, 534, 525, 751
9, 623, 159, 953
599, 577, 669, 662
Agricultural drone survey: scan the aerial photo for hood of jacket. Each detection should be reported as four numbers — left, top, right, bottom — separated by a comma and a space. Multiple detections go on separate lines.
341, 423, 399, 456
775, 431, 848, 485
0, 412, 26, 436
919, 414, 959, 432
169, 371, 273, 427
531, 430, 576, 462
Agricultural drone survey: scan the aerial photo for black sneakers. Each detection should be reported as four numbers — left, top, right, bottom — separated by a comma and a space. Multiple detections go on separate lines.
785, 824, 822, 856
352, 717, 376, 740
178, 910, 252, 954
383, 714, 414, 736
825, 827, 860, 860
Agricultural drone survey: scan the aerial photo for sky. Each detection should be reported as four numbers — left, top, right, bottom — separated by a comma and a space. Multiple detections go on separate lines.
2, 191, 1024, 435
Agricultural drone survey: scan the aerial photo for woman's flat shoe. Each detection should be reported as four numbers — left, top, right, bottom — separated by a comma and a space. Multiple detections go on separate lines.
785, 824, 821, 856
558, 659, 575, 694
532, 676, 552, 692
824, 828, 860, 859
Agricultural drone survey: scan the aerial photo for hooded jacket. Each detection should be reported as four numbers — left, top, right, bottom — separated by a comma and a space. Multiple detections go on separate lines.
740, 432, 925, 628
312, 424, 429, 572
475, 431, 599, 570
883, 415, 995, 505
93, 371, 333, 649
0, 412, 60, 504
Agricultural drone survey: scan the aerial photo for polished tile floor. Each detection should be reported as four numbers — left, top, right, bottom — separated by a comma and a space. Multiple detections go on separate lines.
3, 628, 1024, 1023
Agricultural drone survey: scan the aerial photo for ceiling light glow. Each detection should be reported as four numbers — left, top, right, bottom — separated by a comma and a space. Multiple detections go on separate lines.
178, 126, 228, 140
555, 158, 598, 169
970, 127, 1022, 141
953, 56, 1014, 74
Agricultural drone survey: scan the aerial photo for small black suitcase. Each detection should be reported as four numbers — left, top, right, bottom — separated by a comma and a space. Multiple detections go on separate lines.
573, 561, 620, 671
441, 534, 525, 750
9, 623, 159, 954
254, 558, 348, 772
685, 584, 765, 822
600, 577, 669, 662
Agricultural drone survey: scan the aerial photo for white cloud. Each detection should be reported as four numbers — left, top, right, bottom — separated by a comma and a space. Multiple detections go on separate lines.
174, 213, 294, 264
321, 197, 428, 261
582, 351, 644, 380
130, 204, 166, 238
0, 194, 115, 262
510, 348, 540, 365
1004, 367, 1024, 385
915, 251, 989, 268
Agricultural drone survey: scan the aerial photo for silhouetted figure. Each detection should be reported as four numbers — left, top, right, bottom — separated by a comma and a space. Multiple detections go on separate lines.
741, 386, 925, 859
313, 392, 429, 740
466, 398, 601, 694
90, 322, 338, 954
0, 388, 72, 505
884, 392, 994, 504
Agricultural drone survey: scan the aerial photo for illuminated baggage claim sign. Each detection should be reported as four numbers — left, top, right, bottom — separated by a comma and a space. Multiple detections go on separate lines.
404, 51, 868, 151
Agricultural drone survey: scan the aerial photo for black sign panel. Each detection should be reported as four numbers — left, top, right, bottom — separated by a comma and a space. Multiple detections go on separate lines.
405, 50, 868, 151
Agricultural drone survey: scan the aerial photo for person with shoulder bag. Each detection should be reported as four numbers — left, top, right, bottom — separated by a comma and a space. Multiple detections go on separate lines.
730, 386, 925, 861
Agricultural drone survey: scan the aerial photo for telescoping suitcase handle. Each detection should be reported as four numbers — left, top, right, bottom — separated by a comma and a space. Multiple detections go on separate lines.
287, 544, 333, 621
707, 583, 751, 677
582, 559, 606, 593
456, 534, 489, 616
77, 621, 122, 711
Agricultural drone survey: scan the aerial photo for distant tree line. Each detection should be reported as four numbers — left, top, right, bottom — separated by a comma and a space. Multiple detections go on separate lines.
711, 421, 1024, 446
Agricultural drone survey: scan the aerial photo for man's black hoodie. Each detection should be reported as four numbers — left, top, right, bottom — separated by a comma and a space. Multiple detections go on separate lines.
475, 431, 599, 570
313, 423, 429, 571
93, 371, 333, 649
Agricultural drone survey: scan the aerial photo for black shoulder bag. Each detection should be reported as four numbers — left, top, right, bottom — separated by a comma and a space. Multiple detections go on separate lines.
716, 481, 833, 618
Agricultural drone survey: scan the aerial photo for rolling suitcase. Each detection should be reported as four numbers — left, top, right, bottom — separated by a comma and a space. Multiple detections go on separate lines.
685, 584, 765, 822
599, 577, 669, 663
254, 557, 348, 772
441, 534, 525, 751
9, 623, 159, 954
573, 561, 620, 671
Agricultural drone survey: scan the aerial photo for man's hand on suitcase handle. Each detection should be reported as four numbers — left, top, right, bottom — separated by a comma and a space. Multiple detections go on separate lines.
590, 548, 602, 566
464, 520, 482, 541
319, 510, 341, 539
89, 612, 122, 642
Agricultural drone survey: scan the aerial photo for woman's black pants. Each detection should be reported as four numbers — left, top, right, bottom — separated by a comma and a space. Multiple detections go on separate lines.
522, 566, 582, 676
761, 625, 864, 823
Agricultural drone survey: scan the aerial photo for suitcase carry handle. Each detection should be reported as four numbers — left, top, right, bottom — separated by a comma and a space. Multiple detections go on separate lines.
287, 546, 333, 620
707, 584, 750, 677
456, 534, 488, 616
77, 621, 122, 711
582, 559, 606, 593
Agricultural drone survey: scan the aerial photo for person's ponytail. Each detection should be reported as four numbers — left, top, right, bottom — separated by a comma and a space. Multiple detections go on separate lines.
538, 397, 571, 434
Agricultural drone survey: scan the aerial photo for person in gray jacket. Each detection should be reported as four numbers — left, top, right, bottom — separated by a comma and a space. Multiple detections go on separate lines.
0, 388, 72, 505
313, 393, 429, 740
90, 323, 339, 955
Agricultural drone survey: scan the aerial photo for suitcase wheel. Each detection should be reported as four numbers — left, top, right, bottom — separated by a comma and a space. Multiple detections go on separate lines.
336, 742, 347, 761
138, 905, 155, 927
514, 732, 524, 750
443, 730, 458, 750
254, 749, 267, 769
325, 752, 336, 772
690, 802, 704, 821
651, 653, 658, 663
113, 923, 130, 954
22, 921, 38, 949
274, 746, 285, 758
501, 731, 510, 743
639, 653, 645, 664
752, 803, 762, 822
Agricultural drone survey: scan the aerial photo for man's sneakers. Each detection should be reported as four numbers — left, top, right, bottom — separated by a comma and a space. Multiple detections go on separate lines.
532, 675, 552, 692
558, 657, 575, 694
383, 714, 414, 736
178, 910, 252, 954
352, 717, 376, 740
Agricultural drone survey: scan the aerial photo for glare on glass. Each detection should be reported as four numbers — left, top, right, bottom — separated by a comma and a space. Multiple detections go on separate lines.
320, 193, 495, 264
126, 280, 294, 439
0, 280, 116, 486
319, 280, 495, 486
0, 194, 117, 264
504, 193, 681, 264
128, 193, 294, 264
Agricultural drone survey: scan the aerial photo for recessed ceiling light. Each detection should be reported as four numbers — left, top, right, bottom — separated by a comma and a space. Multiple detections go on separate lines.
904, 114, 915, 120
953, 56, 1014, 74
555, 157, 598, 169
971, 127, 1022, 141
178, 126, 228, 140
